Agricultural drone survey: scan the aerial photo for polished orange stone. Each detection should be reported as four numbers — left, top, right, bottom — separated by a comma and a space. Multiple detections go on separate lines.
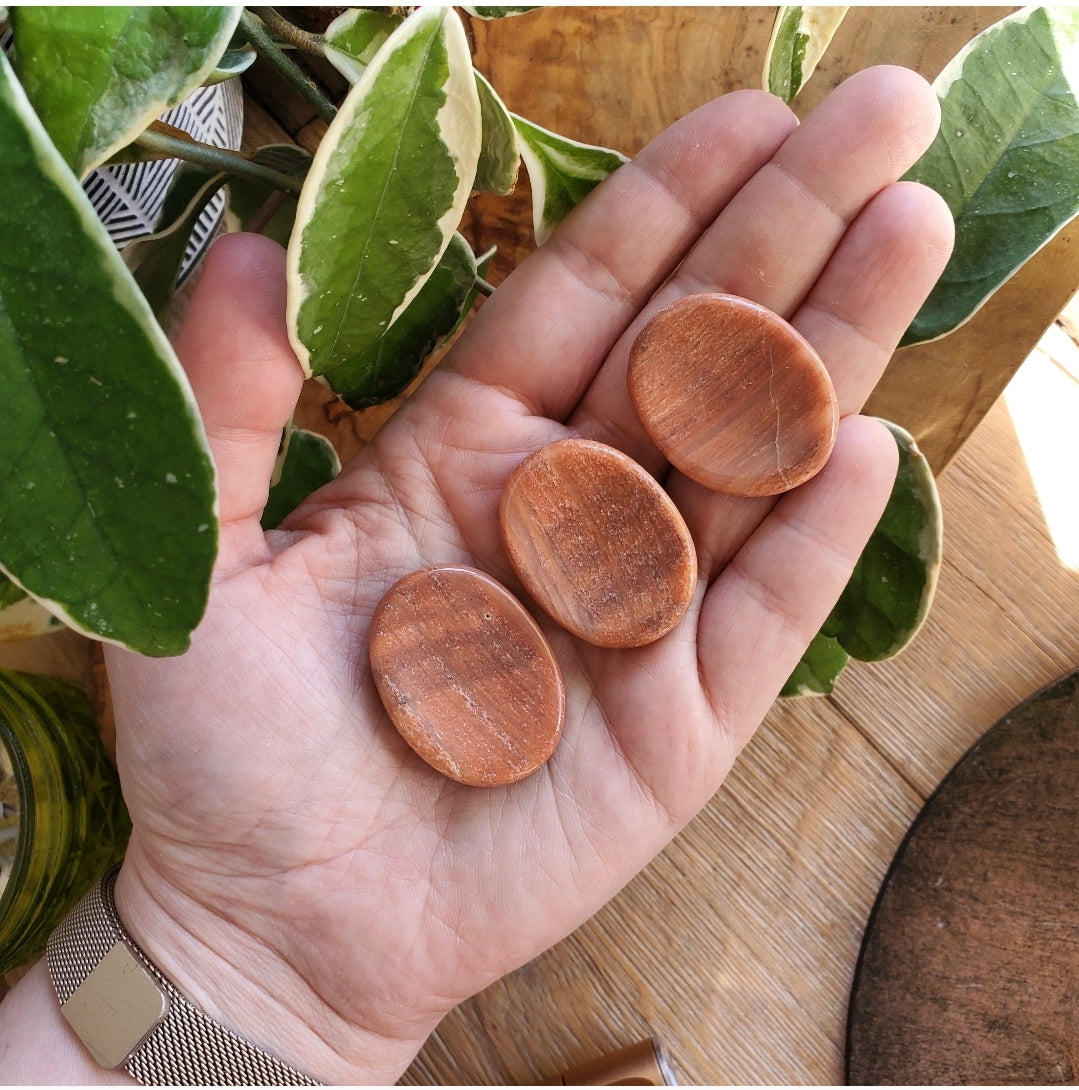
627, 293, 838, 497
369, 565, 565, 787
499, 438, 697, 648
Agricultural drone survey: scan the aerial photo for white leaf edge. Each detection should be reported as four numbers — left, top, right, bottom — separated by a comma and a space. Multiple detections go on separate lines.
285, 7, 481, 378
872, 420, 943, 659
460, 6, 538, 19
323, 7, 396, 85
905, 4, 1079, 344
474, 67, 520, 195
512, 115, 628, 245
933, 5, 1076, 99
268, 424, 341, 492
0, 51, 218, 650
0, 593, 64, 642
763, 6, 848, 100
79, 6, 243, 176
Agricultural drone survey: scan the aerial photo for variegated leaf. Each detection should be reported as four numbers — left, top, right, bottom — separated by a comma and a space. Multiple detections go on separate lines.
286, 7, 482, 389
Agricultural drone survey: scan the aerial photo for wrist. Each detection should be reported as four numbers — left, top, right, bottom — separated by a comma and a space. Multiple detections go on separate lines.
110, 848, 437, 1085
0, 960, 134, 1084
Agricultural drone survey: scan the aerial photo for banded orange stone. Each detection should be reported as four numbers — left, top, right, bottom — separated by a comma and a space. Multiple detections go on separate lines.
627, 293, 838, 497
369, 565, 565, 787
499, 438, 697, 648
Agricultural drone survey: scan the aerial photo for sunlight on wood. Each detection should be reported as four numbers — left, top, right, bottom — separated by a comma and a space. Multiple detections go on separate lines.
1004, 306, 1079, 572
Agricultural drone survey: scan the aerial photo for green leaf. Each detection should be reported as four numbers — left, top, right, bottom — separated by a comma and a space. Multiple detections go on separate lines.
512, 114, 628, 245
453, 243, 497, 338
763, 7, 848, 103
461, 7, 539, 18
0, 573, 26, 613
11, 6, 241, 177
203, 46, 256, 86
0, 53, 218, 656
474, 70, 520, 195
323, 7, 404, 84
902, 6, 1079, 346
262, 428, 341, 531
782, 421, 941, 695
780, 633, 850, 697
822, 420, 943, 662
123, 166, 228, 322
0, 571, 62, 642
326, 232, 478, 409
286, 7, 482, 386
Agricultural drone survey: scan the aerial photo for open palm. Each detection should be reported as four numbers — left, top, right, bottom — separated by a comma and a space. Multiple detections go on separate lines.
98, 68, 953, 1084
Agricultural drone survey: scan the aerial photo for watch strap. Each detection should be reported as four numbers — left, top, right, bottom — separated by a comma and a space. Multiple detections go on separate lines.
47, 865, 322, 1086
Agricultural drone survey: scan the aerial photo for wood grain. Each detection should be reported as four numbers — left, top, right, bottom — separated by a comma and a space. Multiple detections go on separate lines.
499, 439, 697, 648
250, 7, 1059, 476
2, 280, 1077, 1088
404, 691, 926, 1085
627, 294, 837, 497
465, 6, 1055, 473
5, 12, 1079, 1080
866, 220, 1079, 472
369, 565, 564, 787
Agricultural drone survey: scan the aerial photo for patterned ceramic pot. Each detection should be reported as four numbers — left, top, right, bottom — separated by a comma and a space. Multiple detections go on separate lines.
83, 77, 245, 280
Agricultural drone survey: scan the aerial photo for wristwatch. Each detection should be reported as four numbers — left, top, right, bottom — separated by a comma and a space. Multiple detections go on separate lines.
46, 865, 322, 1086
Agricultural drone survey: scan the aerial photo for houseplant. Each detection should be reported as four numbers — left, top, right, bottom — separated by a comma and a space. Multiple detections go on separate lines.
2, 5, 1077, 687
0, 4, 1076, 675
0, 4, 1077, 971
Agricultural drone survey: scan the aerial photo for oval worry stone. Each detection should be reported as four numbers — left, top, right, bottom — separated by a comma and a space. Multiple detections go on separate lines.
369, 565, 565, 787
627, 293, 838, 497
500, 438, 697, 649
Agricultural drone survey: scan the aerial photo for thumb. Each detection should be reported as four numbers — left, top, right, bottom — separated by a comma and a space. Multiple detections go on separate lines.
174, 232, 304, 570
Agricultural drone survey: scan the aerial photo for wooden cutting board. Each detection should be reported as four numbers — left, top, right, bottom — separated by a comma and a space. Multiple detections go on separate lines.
846, 668, 1079, 1084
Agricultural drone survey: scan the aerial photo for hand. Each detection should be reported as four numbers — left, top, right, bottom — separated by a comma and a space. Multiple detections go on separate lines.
0, 66, 953, 1084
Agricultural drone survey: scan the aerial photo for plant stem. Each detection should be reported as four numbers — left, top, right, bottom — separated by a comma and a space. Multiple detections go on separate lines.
134, 126, 305, 198
240, 10, 337, 126
249, 7, 327, 56
474, 277, 497, 298
246, 190, 289, 235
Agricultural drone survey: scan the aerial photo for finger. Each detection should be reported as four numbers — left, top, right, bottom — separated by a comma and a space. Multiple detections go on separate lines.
570, 65, 942, 470
697, 415, 899, 758
790, 180, 954, 411
671, 177, 953, 581
673, 66, 943, 313
175, 233, 304, 568
443, 89, 798, 420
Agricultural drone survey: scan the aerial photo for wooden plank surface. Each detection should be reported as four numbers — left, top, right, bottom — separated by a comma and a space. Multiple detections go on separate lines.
400, 696, 925, 1085
865, 222, 1079, 473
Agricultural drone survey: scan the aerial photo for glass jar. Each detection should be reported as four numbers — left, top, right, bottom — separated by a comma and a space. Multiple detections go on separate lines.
0, 667, 130, 974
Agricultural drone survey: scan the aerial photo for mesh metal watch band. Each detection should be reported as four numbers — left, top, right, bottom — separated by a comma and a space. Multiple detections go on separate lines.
47, 866, 322, 1086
